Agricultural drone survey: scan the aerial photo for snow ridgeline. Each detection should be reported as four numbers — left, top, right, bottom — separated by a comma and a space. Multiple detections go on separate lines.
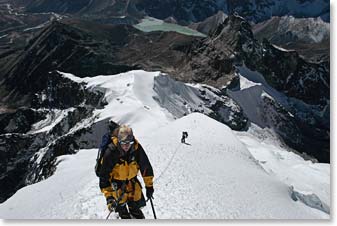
0, 70, 330, 219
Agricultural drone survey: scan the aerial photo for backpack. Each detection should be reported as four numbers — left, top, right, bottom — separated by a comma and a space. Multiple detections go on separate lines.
95, 132, 112, 177
95, 121, 120, 177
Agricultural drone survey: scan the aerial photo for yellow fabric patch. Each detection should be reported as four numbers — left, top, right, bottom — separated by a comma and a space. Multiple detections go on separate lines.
101, 186, 113, 198
112, 137, 118, 146
143, 176, 154, 187
111, 181, 143, 204
111, 161, 139, 181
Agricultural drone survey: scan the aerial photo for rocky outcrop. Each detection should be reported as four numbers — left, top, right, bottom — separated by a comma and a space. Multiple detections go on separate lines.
245, 39, 329, 106
0, 133, 46, 203
0, 71, 107, 203
0, 108, 47, 134
31, 71, 105, 109
0, 111, 111, 203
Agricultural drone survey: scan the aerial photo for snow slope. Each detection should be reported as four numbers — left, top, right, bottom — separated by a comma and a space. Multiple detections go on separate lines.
234, 125, 330, 214
0, 70, 330, 219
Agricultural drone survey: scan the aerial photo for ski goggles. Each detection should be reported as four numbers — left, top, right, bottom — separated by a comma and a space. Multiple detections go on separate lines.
119, 140, 134, 145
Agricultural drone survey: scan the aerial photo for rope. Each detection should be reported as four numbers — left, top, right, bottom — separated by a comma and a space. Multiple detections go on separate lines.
153, 143, 182, 183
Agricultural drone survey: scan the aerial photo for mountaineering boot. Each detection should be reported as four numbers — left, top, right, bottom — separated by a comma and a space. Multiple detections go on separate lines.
129, 207, 145, 219
117, 205, 131, 219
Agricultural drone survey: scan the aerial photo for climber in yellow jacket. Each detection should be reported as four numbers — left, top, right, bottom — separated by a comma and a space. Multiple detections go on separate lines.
99, 125, 154, 219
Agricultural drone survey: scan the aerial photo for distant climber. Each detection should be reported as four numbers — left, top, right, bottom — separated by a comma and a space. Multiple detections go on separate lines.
99, 125, 154, 219
181, 131, 188, 143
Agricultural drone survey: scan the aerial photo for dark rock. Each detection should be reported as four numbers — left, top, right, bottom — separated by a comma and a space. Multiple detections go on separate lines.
260, 95, 329, 163
31, 71, 105, 110
0, 133, 48, 203
208, 98, 248, 131
0, 70, 108, 203
0, 108, 47, 134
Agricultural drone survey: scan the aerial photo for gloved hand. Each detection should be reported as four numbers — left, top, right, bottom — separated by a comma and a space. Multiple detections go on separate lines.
146, 186, 154, 199
106, 196, 117, 212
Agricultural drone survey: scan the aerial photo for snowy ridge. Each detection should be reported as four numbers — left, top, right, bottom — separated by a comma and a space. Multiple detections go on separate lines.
0, 70, 330, 219
228, 65, 323, 128
59, 70, 175, 135
228, 66, 279, 128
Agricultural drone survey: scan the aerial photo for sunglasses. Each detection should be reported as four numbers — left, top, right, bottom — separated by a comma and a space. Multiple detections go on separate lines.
119, 141, 134, 145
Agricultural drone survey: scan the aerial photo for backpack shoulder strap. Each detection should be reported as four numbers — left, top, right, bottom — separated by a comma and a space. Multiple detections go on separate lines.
134, 138, 139, 150
112, 136, 118, 146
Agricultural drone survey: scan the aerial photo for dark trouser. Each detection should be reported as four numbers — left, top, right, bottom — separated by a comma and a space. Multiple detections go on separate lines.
116, 204, 145, 219
114, 178, 146, 219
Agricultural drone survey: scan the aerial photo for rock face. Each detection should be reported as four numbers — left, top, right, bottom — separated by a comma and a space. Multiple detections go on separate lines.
0, 108, 47, 134
1, 19, 141, 106
0, 133, 44, 203
206, 15, 329, 106
0, 71, 108, 203
252, 41, 329, 106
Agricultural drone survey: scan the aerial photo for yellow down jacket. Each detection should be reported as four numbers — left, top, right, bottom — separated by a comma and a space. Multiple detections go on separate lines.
99, 137, 154, 208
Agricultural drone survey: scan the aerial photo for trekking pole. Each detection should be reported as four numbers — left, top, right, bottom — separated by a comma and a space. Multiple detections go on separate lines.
106, 209, 113, 220
149, 198, 157, 219
106, 192, 126, 220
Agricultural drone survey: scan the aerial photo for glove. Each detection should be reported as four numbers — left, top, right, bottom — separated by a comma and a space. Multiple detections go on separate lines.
106, 196, 117, 212
146, 186, 154, 199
